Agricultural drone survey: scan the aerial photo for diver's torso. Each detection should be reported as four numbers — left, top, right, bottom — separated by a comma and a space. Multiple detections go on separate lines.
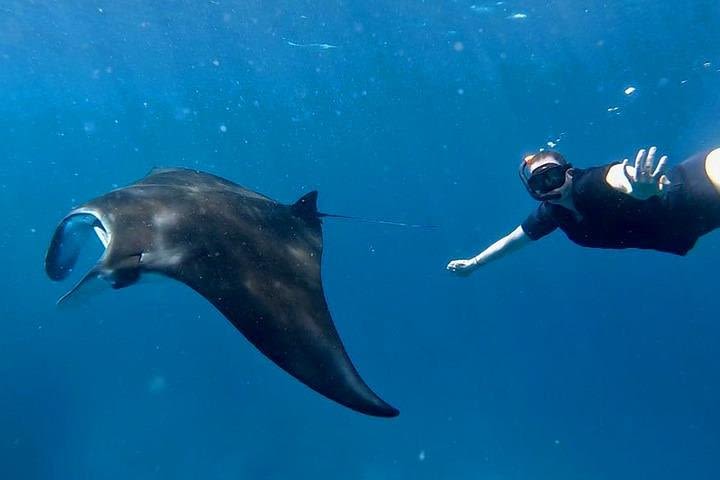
550, 165, 695, 255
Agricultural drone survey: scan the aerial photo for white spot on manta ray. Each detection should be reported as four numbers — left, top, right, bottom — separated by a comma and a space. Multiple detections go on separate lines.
153, 210, 179, 228
140, 248, 184, 268
286, 245, 310, 264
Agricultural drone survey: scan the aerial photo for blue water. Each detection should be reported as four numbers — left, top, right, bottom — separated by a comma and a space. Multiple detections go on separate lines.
2, 1, 720, 478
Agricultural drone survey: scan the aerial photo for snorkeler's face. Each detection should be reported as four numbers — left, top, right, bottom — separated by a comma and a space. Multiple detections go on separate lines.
526, 159, 571, 201
544, 169, 573, 202
527, 162, 567, 193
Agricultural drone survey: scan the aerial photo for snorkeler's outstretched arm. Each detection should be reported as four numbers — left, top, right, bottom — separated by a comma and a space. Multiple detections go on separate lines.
446, 225, 530, 275
606, 146, 670, 199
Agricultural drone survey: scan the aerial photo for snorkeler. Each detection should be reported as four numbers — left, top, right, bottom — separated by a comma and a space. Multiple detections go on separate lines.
447, 146, 720, 274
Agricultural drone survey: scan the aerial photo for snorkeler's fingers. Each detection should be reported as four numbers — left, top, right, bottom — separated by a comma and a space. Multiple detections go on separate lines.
447, 260, 465, 270
447, 261, 473, 275
634, 149, 646, 176
645, 146, 657, 174
652, 155, 668, 177
659, 174, 671, 186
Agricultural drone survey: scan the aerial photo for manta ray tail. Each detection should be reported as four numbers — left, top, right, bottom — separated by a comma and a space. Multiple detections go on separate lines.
291, 189, 437, 228
318, 212, 438, 228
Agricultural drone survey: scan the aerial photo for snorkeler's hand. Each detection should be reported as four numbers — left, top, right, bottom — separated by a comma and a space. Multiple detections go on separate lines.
621, 146, 671, 200
446, 258, 480, 276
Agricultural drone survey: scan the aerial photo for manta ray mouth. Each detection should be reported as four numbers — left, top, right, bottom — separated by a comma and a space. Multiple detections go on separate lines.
46, 210, 110, 281
45, 210, 112, 306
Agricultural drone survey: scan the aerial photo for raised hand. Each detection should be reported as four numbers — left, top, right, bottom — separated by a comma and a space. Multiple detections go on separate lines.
621, 146, 670, 200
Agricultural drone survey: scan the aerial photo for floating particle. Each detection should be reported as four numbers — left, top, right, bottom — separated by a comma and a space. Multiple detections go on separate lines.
418, 450, 426, 461
470, 5, 493, 13
219, 124, 227, 133
148, 375, 167, 393
174, 107, 191, 121
704, 62, 712, 68
554, 439, 560, 445
212, 59, 220, 67
287, 41, 338, 49
624, 86, 636, 95
453, 41, 464, 52
607, 106, 621, 113
546, 133, 566, 147
507, 13, 528, 19
30, 228, 36, 234
457, 88, 465, 95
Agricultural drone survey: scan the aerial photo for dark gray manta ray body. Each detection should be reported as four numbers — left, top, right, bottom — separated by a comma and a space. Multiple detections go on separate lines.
45, 167, 398, 417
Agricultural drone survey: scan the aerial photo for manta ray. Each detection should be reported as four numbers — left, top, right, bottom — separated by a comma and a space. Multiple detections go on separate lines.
45, 167, 398, 417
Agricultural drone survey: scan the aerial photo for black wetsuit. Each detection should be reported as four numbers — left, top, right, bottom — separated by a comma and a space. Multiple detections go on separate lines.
521, 150, 720, 256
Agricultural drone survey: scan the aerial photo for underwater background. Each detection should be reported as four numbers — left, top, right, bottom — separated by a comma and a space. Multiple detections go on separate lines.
1, 1, 720, 478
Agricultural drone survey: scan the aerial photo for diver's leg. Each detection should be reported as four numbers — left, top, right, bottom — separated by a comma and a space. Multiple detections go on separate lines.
704, 148, 720, 193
